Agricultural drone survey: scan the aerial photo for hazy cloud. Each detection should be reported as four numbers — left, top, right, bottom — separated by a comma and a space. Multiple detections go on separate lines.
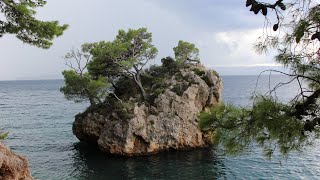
0, 0, 276, 80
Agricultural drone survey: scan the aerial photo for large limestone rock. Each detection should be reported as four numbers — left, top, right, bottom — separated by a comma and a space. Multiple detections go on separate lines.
0, 143, 33, 180
73, 64, 222, 156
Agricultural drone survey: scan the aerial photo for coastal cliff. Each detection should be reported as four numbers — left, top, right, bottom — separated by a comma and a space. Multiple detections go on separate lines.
0, 143, 33, 180
73, 64, 222, 156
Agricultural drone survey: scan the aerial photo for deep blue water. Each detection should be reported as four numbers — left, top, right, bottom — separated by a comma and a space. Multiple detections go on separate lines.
1, 76, 320, 179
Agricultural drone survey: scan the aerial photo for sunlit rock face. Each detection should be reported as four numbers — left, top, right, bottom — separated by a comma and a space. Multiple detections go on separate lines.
73, 64, 222, 156
0, 142, 33, 180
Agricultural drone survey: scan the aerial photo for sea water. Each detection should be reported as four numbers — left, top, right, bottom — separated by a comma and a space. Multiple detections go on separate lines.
1, 76, 319, 179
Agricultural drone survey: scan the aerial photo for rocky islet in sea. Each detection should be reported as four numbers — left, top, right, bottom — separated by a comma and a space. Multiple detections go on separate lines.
73, 64, 222, 156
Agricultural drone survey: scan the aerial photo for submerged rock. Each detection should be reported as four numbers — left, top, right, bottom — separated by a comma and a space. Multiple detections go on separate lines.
0, 142, 33, 180
73, 64, 222, 156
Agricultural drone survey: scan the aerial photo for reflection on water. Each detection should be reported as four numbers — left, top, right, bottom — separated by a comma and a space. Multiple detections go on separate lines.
2, 77, 320, 179
71, 142, 226, 180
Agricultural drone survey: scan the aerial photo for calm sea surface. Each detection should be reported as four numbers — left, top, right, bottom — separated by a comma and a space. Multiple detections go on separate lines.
1, 75, 320, 179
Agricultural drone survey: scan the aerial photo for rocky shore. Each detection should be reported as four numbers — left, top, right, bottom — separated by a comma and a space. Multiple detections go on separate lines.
0, 142, 33, 180
73, 64, 222, 156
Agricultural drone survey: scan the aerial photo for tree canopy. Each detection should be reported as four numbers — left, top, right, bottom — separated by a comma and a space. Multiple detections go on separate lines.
87, 28, 158, 100
61, 28, 201, 107
0, 0, 68, 48
173, 40, 200, 64
200, 0, 320, 158
60, 44, 110, 105
250, 0, 320, 134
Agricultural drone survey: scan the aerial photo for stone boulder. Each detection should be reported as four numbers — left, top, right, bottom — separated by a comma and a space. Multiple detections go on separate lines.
0, 142, 33, 180
73, 64, 222, 156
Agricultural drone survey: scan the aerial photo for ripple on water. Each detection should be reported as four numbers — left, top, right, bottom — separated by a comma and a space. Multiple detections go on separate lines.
1, 78, 320, 179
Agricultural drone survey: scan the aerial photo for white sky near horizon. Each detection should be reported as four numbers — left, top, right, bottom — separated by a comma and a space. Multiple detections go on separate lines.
0, 0, 282, 80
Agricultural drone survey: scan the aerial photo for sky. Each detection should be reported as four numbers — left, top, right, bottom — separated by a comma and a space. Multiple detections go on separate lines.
0, 0, 282, 80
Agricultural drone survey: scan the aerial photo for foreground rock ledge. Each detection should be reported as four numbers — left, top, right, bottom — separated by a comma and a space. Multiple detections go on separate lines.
73, 64, 222, 156
0, 142, 33, 180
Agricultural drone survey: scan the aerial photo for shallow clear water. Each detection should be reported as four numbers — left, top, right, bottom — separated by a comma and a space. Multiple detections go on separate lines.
1, 76, 319, 179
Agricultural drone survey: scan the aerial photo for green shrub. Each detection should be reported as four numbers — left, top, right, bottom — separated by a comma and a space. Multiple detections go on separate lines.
0, 132, 9, 140
161, 56, 175, 67
174, 73, 184, 81
160, 56, 183, 75
154, 87, 165, 96
171, 83, 189, 96
115, 77, 139, 99
193, 68, 205, 76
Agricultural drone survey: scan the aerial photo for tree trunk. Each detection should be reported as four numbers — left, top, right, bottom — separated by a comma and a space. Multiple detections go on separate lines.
85, 89, 95, 105
133, 74, 147, 101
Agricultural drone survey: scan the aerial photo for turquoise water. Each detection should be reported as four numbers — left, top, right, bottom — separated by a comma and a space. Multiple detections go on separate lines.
1, 76, 319, 179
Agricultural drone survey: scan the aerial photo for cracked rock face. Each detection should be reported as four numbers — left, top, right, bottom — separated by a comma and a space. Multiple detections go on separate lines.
0, 143, 33, 180
73, 65, 222, 156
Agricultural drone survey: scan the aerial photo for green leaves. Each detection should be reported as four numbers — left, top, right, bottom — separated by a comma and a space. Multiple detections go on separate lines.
0, 132, 9, 140
61, 45, 111, 104
68, 28, 159, 101
173, 40, 200, 64
198, 96, 311, 158
60, 70, 110, 104
199, 103, 245, 131
245, 0, 320, 158
88, 28, 158, 77
0, 0, 68, 49
66, 29, 203, 103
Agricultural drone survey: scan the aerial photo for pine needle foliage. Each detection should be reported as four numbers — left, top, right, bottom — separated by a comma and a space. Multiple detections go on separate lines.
199, 95, 320, 158
0, 0, 68, 48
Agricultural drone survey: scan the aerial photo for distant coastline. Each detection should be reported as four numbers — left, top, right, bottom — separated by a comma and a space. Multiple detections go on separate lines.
0, 74, 288, 82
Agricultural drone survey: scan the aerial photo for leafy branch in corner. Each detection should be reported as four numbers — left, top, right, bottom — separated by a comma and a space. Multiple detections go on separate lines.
198, 0, 320, 158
